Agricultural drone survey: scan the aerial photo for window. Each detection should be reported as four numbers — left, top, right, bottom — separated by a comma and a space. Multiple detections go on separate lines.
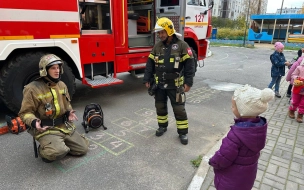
80, 3, 111, 30
160, 0, 179, 6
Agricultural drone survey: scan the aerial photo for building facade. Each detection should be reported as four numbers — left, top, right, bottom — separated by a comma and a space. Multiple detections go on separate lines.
212, 0, 268, 20
275, 7, 302, 14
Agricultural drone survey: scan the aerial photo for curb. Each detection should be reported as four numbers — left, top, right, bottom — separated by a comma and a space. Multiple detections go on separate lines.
187, 133, 225, 190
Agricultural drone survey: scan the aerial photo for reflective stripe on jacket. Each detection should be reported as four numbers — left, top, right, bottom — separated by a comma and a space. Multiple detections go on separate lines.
143, 36, 195, 89
19, 78, 74, 139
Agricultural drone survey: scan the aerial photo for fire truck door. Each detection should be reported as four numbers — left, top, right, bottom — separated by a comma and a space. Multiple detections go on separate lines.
78, 1, 114, 64
185, 0, 208, 40
79, 36, 115, 64
155, 0, 186, 41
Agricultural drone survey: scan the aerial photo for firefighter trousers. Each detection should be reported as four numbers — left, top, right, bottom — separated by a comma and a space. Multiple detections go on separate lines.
154, 88, 188, 135
38, 131, 89, 161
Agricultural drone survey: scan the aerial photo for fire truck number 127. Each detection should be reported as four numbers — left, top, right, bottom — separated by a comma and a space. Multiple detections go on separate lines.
195, 14, 205, 22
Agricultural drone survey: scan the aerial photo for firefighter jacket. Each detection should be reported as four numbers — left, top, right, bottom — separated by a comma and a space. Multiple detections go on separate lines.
19, 78, 74, 140
143, 36, 195, 89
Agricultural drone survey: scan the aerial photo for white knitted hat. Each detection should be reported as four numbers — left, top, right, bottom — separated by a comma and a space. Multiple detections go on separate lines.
233, 84, 275, 117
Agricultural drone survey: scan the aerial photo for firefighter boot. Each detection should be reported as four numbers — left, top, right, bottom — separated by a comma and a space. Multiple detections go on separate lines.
179, 134, 188, 145
297, 114, 303, 123
156, 127, 167, 137
289, 110, 295, 119
41, 157, 53, 163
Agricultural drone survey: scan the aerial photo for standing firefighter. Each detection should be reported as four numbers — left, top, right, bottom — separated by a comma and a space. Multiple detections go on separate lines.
143, 17, 195, 145
19, 54, 89, 163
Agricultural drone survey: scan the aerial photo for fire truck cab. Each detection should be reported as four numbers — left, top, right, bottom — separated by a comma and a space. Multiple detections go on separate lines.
0, 0, 213, 113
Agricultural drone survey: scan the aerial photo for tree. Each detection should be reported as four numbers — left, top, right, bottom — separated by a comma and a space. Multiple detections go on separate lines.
211, 16, 236, 29
235, 16, 246, 29
211, 16, 219, 28
242, 0, 267, 15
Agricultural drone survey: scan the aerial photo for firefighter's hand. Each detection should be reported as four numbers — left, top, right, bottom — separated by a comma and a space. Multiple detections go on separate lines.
184, 84, 191, 92
69, 110, 78, 122
145, 82, 150, 88
36, 120, 49, 132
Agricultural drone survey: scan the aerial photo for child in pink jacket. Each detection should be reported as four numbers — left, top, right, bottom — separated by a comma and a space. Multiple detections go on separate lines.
286, 51, 304, 85
289, 58, 304, 122
286, 49, 304, 97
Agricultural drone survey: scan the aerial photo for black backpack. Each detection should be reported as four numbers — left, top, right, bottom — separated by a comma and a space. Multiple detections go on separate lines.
81, 103, 106, 133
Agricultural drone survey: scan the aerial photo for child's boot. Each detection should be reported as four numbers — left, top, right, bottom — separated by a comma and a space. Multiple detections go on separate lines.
296, 114, 303, 123
275, 91, 281, 98
289, 110, 295, 119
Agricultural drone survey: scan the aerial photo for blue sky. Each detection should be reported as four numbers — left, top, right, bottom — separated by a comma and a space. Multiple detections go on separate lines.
267, 0, 303, 13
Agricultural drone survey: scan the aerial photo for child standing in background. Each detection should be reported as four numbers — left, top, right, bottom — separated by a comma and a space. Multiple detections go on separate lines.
286, 48, 304, 98
209, 84, 274, 190
268, 42, 291, 98
289, 57, 304, 123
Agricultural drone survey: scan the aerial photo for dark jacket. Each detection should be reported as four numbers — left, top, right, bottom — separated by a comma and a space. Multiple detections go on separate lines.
270, 51, 287, 77
143, 36, 194, 89
209, 117, 267, 190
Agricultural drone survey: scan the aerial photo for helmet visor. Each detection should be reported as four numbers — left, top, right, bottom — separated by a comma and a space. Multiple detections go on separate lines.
153, 23, 164, 33
47, 60, 63, 67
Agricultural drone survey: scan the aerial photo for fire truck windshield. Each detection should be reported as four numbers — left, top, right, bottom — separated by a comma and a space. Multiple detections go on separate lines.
187, 0, 206, 6
187, 0, 199, 5
160, 0, 179, 7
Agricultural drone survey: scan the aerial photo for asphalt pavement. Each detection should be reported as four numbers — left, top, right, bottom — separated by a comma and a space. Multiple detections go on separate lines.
0, 44, 298, 190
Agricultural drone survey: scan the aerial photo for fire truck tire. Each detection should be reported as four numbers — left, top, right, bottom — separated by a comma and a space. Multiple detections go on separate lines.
0, 52, 76, 114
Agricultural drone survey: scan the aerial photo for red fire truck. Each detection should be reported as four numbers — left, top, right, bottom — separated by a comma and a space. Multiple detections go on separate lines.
0, 0, 213, 113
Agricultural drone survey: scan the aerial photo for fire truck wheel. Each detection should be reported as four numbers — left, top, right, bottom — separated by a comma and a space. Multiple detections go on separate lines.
0, 52, 76, 114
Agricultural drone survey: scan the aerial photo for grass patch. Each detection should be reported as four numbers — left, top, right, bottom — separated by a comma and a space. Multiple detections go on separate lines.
191, 155, 202, 168
266, 47, 299, 51
284, 46, 302, 51
210, 42, 254, 48
217, 28, 246, 40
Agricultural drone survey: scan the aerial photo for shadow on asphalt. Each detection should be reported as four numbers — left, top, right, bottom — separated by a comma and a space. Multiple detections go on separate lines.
0, 100, 16, 126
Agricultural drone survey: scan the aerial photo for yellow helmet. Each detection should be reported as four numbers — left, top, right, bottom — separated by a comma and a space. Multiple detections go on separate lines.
153, 17, 182, 37
39, 54, 64, 77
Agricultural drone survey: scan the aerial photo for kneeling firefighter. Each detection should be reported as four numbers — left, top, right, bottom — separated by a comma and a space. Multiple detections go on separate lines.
143, 17, 195, 145
19, 54, 89, 163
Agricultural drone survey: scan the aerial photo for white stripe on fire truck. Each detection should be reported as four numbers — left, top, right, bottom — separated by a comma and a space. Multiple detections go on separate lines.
0, 8, 79, 22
